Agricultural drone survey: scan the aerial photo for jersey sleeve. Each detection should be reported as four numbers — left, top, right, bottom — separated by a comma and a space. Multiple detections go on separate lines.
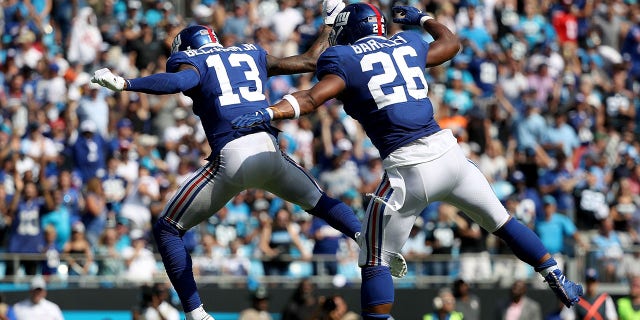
316, 47, 347, 83
254, 44, 268, 69
166, 52, 205, 77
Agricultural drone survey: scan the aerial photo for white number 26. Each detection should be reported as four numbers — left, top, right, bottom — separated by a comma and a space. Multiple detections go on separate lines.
360, 46, 428, 109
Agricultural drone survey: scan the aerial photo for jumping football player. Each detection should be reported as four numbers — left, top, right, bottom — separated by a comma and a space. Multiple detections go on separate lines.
232, 4, 584, 319
91, 1, 410, 319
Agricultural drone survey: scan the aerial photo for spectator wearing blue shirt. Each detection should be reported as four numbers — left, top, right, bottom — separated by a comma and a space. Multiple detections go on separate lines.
539, 152, 580, 216
516, 104, 549, 153
535, 195, 587, 271
309, 216, 343, 276
221, 1, 251, 43
621, 20, 640, 82
71, 120, 108, 183
225, 193, 252, 238
40, 187, 72, 251
56, 169, 83, 224
6, 179, 54, 276
457, 4, 492, 55
443, 70, 474, 115
544, 111, 581, 159
591, 218, 625, 282
518, 2, 555, 50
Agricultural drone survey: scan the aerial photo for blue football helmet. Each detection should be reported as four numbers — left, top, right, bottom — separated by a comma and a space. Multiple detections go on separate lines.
329, 3, 387, 46
171, 25, 221, 54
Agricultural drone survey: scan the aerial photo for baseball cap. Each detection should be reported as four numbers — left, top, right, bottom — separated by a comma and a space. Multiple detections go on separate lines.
117, 118, 133, 129
543, 195, 557, 206
51, 118, 66, 130
130, 229, 146, 241
450, 70, 463, 81
72, 221, 85, 233
31, 276, 46, 290
252, 286, 269, 300
80, 120, 97, 133
173, 108, 189, 120
510, 170, 526, 184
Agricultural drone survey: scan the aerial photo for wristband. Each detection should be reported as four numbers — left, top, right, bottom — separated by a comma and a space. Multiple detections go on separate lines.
419, 15, 434, 25
282, 94, 301, 119
265, 108, 274, 119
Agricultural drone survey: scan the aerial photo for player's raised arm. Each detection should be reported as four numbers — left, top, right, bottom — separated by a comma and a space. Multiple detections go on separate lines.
392, 5, 461, 67
266, 0, 345, 76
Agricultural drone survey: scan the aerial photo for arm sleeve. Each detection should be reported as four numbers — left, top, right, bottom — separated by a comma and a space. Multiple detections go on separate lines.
126, 69, 200, 94
316, 48, 347, 83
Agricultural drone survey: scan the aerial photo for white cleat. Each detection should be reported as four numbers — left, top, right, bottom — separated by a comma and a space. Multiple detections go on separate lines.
186, 315, 214, 320
355, 232, 408, 278
185, 305, 215, 320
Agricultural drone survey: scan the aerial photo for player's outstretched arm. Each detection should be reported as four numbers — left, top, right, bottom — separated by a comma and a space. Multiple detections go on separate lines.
266, 0, 345, 76
392, 5, 460, 67
91, 65, 200, 94
266, 25, 332, 76
231, 74, 345, 128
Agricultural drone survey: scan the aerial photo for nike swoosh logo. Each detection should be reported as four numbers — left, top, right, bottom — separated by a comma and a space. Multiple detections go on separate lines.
327, 5, 338, 16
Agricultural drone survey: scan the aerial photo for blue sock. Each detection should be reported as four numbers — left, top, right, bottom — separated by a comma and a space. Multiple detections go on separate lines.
307, 193, 361, 240
361, 266, 394, 319
535, 257, 558, 273
153, 219, 202, 312
493, 218, 551, 270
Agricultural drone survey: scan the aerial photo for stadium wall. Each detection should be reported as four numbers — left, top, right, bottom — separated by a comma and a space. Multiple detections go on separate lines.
1, 287, 607, 319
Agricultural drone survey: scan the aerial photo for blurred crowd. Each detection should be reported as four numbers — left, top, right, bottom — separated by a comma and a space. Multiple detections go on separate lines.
0, 0, 640, 290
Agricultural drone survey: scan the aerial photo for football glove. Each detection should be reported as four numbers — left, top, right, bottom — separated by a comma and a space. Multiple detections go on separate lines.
392, 5, 432, 26
91, 68, 126, 91
323, 0, 346, 25
231, 109, 272, 128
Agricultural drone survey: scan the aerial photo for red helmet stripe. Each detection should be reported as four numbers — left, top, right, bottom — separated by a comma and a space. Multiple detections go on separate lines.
365, 3, 383, 36
206, 27, 218, 43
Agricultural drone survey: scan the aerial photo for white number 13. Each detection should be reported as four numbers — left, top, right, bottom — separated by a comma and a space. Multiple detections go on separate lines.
206, 53, 265, 106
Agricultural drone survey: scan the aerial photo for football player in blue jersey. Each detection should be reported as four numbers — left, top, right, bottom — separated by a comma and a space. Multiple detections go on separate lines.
232, 3, 584, 319
88, 1, 402, 319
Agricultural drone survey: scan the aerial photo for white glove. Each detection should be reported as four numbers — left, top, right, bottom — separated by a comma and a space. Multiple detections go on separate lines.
323, 0, 346, 25
91, 68, 126, 91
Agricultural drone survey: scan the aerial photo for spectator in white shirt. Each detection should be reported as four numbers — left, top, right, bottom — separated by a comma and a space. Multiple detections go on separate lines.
12, 277, 64, 320
122, 229, 158, 284
140, 283, 180, 320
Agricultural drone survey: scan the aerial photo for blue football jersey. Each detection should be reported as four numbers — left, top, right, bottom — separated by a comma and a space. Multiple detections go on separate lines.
467, 56, 497, 97
167, 43, 278, 156
316, 32, 441, 159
